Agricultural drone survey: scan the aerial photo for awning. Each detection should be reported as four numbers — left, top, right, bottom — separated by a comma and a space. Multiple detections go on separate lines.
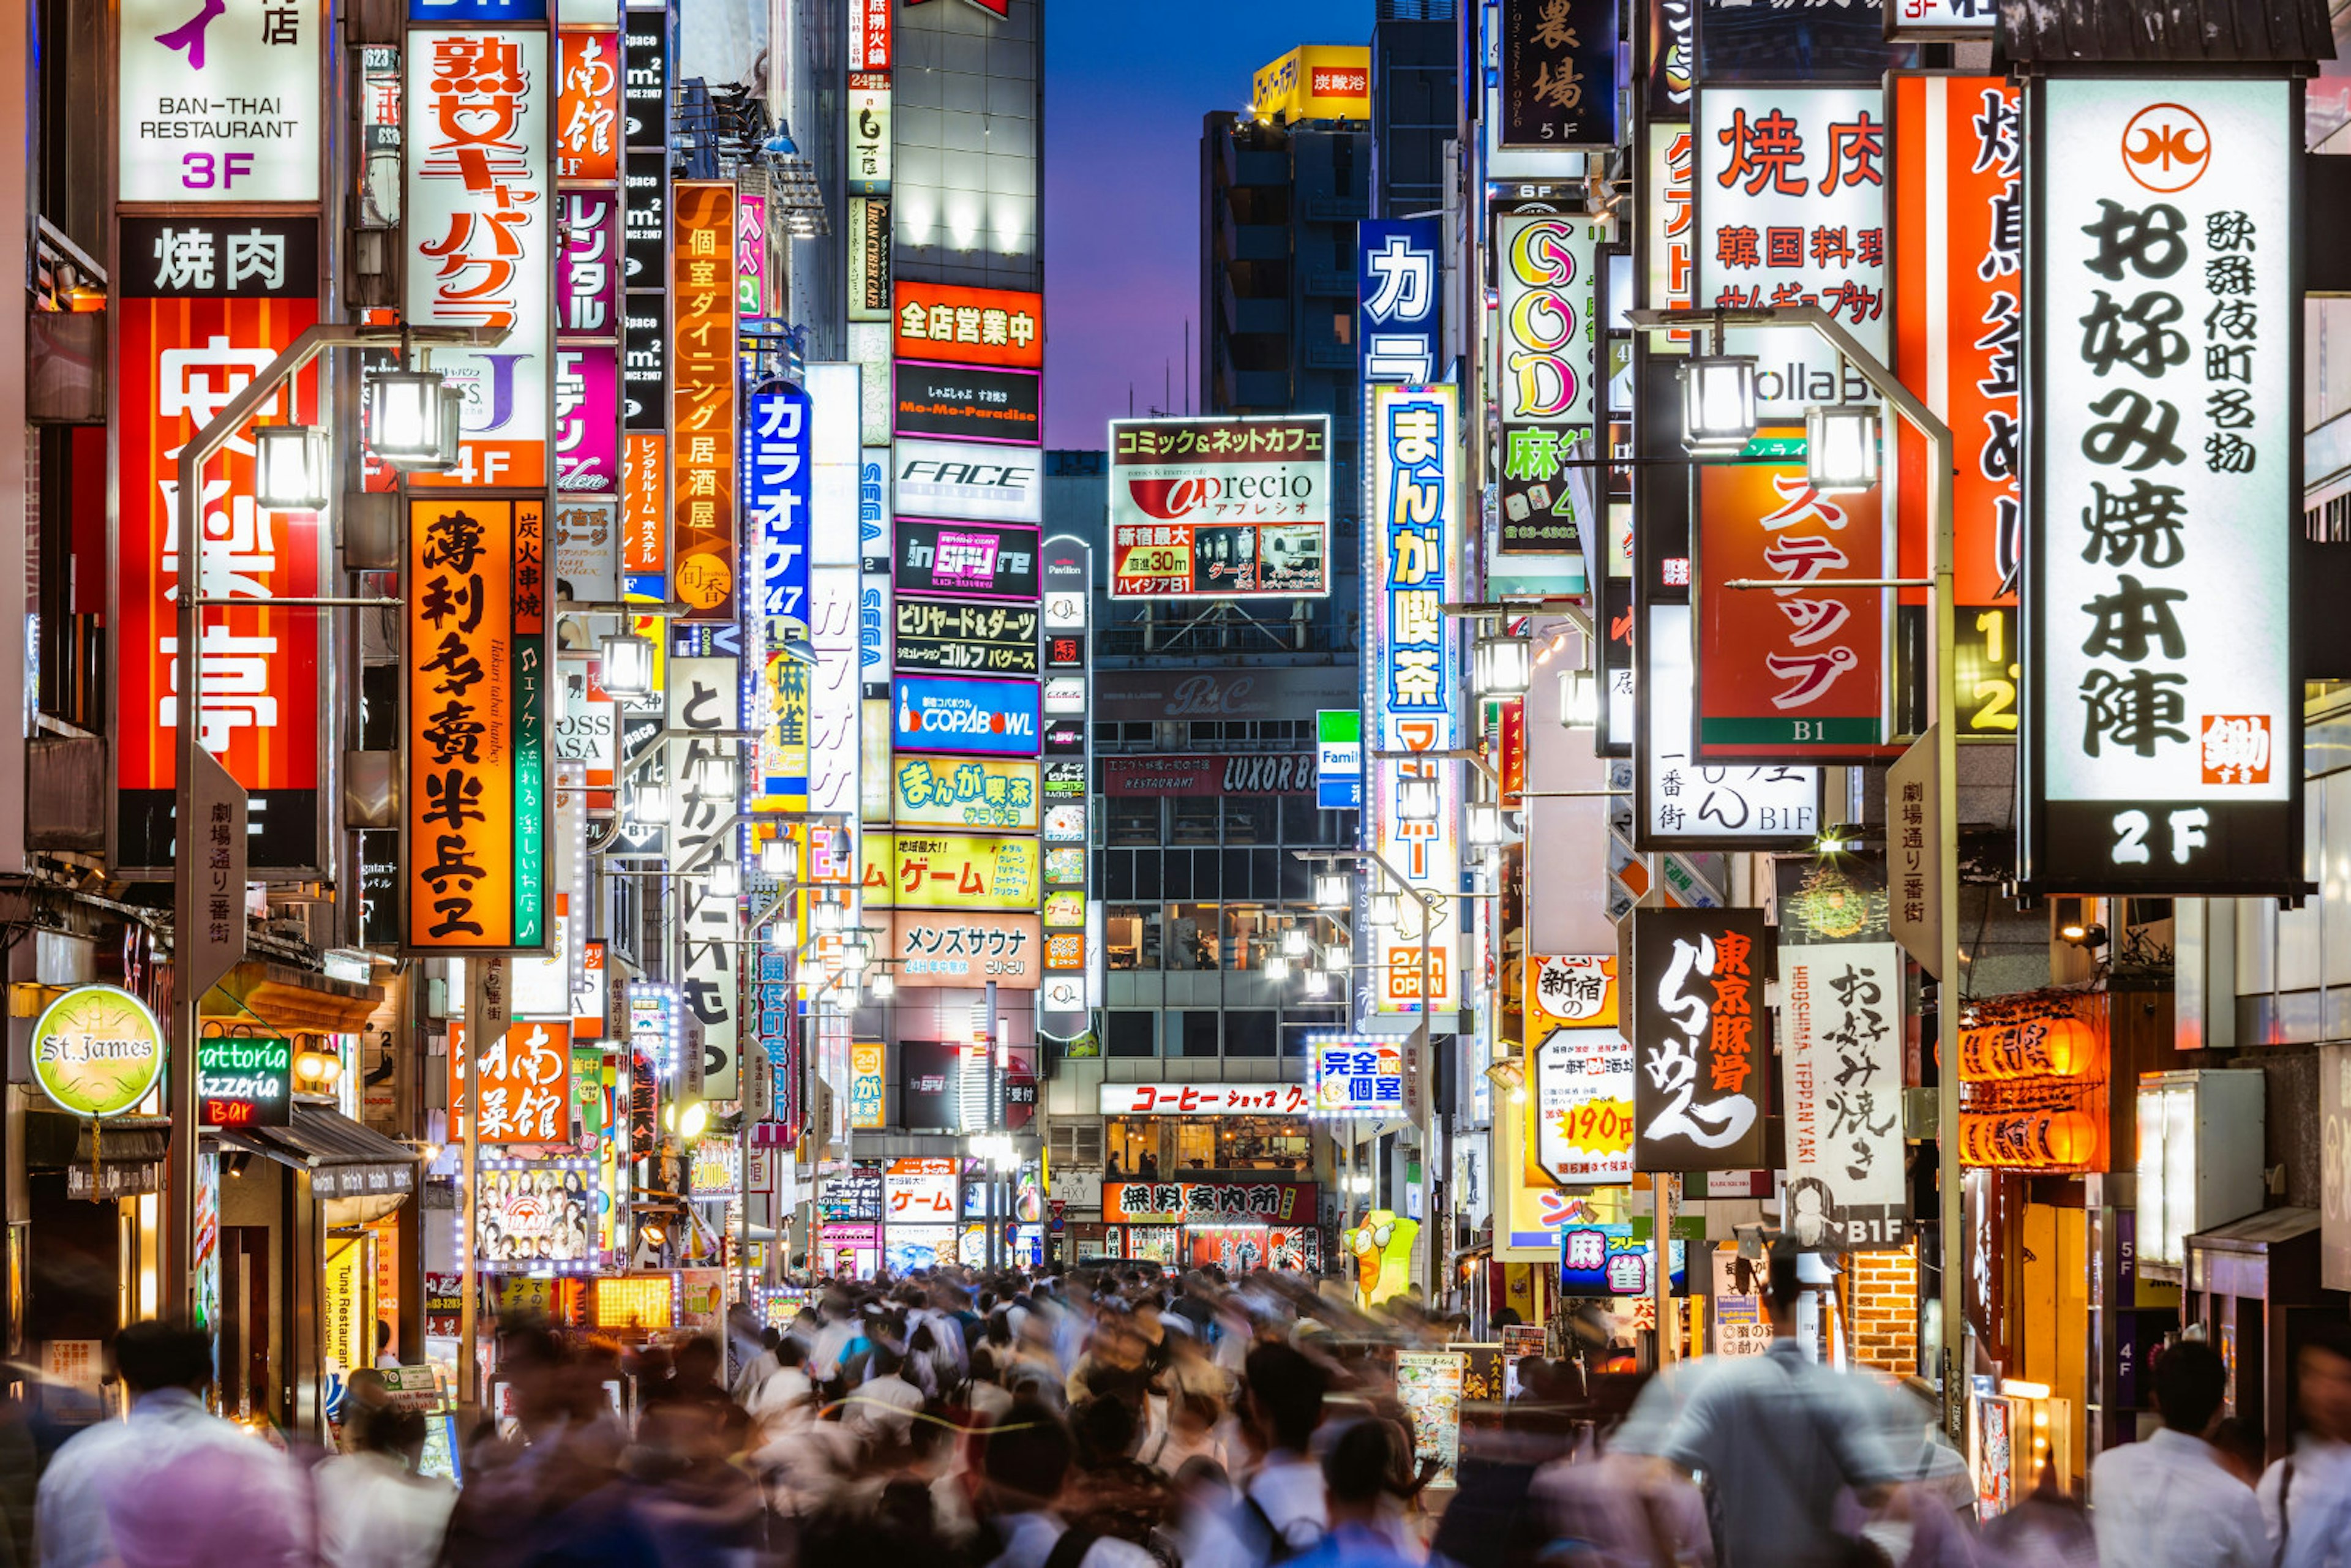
219, 1102, 416, 1203
28, 1111, 171, 1201
202, 959, 385, 1037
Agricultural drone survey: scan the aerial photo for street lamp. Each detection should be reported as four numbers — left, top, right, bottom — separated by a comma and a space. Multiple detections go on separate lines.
768, 919, 798, 950
811, 899, 844, 935
1397, 774, 1439, 822
1281, 927, 1309, 959
1679, 354, 1759, 451
689, 751, 741, 801
1468, 801, 1505, 847
1302, 968, 1330, 999
1559, 667, 1599, 729
705, 858, 743, 899
1806, 402, 1880, 492
632, 781, 672, 824
599, 632, 656, 700
1314, 871, 1352, 909
868, 969, 897, 1001
1368, 893, 1400, 930
760, 838, 794, 876
367, 365, 462, 468
1473, 634, 1532, 699
1264, 953, 1291, 984
1323, 941, 1351, 973
253, 424, 331, 511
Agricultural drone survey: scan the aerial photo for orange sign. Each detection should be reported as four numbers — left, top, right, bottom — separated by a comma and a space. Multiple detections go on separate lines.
622, 432, 666, 576
450, 1019, 574, 1142
555, 31, 621, 182
671, 182, 737, 622
892, 280, 1043, 370
405, 498, 549, 953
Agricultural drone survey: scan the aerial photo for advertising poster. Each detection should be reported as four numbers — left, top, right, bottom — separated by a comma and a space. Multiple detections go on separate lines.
889, 911, 1044, 986
1532, 1027, 1635, 1185
891, 756, 1040, 831
1107, 417, 1331, 599
891, 676, 1042, 757
893, 520, 1042, 602
1625, 906, 1771, 1171
862, 832, 1041, 911
476, 1162, 596, 1266
1394, 1352, 1467, 1487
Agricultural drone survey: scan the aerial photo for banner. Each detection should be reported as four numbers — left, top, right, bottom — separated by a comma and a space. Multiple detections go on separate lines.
1495, 214, 1605, 554
1104, 1180, 1316, 1224
890, 756, 1040, 830
1780, 942, 1908, 1249
403, 498, 549, 952
1625, 907, 1770, 1171
113, 220, 323, 875
671, 181, 738, 621
891, 675, 1041, 757
888, 911, 1044, 986
862, 832, 1041, 911
2022, 77, 2300, 895
892, 519, 1040, 602
1107, 417, 1331, 599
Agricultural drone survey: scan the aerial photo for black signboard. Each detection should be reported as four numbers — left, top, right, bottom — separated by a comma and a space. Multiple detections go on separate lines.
893, 519, 1040, 601
855, 197, 891, 316
893, 361, 1042, 445
1624, 906, 1771, 1171
1695, 0, 1912, 83
1043, 718, 1085, 757
899, 1040, 961, 1131
894, 596, 1041, 677
1645, 0, 1694, 121
118, 216, 320, 298
1501, 0, 1621, 148
623, 9, 669, 149
198, 1035, 293, 1128
819, 1163, 883, 1221
623, 149, 667, 292
623, 290, 667, 432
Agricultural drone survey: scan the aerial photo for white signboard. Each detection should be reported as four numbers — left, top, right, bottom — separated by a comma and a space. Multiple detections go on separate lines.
849, 73, 891, 195
809, 567, 861, 820
667, 657, 741, 1100
1534, 1026, 1635, 1184
1644, 604, 1819, 844
1780, 941, 1909, 1250
1694, 85, 1888, 420
120, 0, 321, 202
1886, 0, 1997, 37
406, 31, 551, 489
893, 436, 1043, 525
1097, 1082, 1314, 1116
2025, 78, 2297, 894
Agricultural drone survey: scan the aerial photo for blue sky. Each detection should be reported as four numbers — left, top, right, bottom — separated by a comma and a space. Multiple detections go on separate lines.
1041, 0, 1373, 448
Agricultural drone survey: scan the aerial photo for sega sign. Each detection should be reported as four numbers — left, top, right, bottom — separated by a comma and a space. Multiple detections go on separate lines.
893, 675, 1041, 757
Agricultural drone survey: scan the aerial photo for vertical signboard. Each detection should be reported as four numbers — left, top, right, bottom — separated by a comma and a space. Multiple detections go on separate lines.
670, 181, 738, 622
1527, 957, 1633, 1184
666, 655, 741, 1097
555, 30, 621, 181
1625, 907, 1769, 1171
2022, 78, 2300, 894
119, 0, 322, 202
1367, 386, 1458, 1019
1498, 0, 1620, 148
112, 217, 324, 875
1640, 604, 1820, 847
1693, 458, 1890, 758
749, 383, 813, 810
1781, 940, 1908, 1249
850, 197, 893, 321
1357, 218, 1441, 384
403, 498, 550, 952
1693, 85, 1888, 420
406, 31, 552, 487
1494, 214, 1605, 554
1039, 539, 1091, 1037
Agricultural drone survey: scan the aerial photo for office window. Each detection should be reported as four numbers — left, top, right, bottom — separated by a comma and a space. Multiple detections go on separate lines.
1223, 798, 1273, 844
1106, 1011, 1157, 1057
1179, 1011, 1221, 1058
1109, 797, 1161, 845
1224, 904, 1275, 971
1168, 904, 1220, 969
1226, 1010, 1277, 1057
1172, 797, 1221, 845
1106, 905, 1160, 970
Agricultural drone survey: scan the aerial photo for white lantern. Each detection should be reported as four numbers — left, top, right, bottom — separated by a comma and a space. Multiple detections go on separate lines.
600, 633, 656, 699
1680, 355, 1759, 451
690, 751, 741, 802
253, 424, 331, 511
1314, 871, 1352, 909
1559, 667, 1599, 729
1397, 773, 1439, 822
1805, 402, 1880, 493
1473, 634, 1532, 699
705, 859, 743, 898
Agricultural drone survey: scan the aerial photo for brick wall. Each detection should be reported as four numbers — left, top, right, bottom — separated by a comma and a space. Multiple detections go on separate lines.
1845, 1243, 1920, 1377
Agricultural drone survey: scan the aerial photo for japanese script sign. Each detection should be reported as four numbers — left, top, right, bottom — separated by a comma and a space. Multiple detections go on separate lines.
747, 383, 812, 631
1529, 955, 1619, 1027
1641, 604, 1820, 847
892, 519, 1040, 602
892, 280, 1043, 370
846, 1043, 885, 1130
1780, 942, 1908, 1249
1695, 456, 1890, 757
555, 347, 621, 491
405, 31, 552, 488
113, 223, 323, 876
554, 497, 620, 608
894, 362, 1041, 445
852, 0, 891, 70
403, 498, 549, 953
891, 755, 1040, 830
451, 1019, 573, 1143
1368, 386, 1459, 1019
1097, 1082, 1314, 1116
738, 193, 768, 317
181, 751, 249, 994
893, 438, 1043, 524
891, 675, 1041, 757
120, 0, 321, 201
861, 832, 1041, 912
1104, 1180, 1314, 1224
1500, 0, 1619, 148
1885, 726, 1943, 974
1107, 417, 1331, 599
1310, 1037, 1407, 1116
849, 73, 890, 195
1695, 85, 1889, 420
1646, 126, 1696, 344
894, 596, 1041, 677
557, 190, 621, 339
889, 911, 1043, 985
1885, 0, 1995, 37
665, 656, 742, 1099
670, 181, 738, 621
555, 30, 620, 181
1496, 214, 1605, 553
1560, 1223, 1685, 1296
885, 1157, 958, 1220
1534, 1026, 1637, 1183
1358, 219, 1441, 384
197, 1035, 291, 1128
1625, 906, 1771, 1171
2023, 78, 2300, 895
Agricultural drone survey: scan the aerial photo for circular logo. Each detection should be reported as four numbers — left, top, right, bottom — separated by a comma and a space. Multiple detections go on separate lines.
32, 985, 167, 1118
2121, 102, 2211, 192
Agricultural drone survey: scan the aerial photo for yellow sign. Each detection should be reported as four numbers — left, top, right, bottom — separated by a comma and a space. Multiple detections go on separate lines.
860, 832, 1041, 910
31, 985, 167, 1119
1251, 45, 1370, 124
321, 1237, 370, 1379
593, 1275, 673, 1330
891, 755, 1040, 831
849, 1042, 886, 1128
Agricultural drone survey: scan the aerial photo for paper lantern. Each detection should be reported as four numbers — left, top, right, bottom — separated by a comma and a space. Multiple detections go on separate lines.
1961, 1109, 2101, 1171
1959, 1013, 2099, 1081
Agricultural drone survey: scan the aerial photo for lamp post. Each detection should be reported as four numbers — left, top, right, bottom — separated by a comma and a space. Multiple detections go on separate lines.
163, 323, 503, 1319
1627, 304, 1959, 1431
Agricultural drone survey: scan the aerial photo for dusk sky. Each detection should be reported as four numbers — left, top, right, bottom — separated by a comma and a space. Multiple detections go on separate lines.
1041, 0, 1373, 449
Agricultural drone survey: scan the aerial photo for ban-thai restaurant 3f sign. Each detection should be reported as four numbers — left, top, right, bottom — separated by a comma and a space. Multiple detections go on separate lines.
2022, 78, 2301, 896
403, 499, 550, 954
1625, 907, 1770, 1171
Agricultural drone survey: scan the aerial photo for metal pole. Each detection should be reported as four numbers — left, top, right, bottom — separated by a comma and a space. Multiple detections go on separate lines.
1654, 1173, 1675, 1365
459, 995, 482, 1407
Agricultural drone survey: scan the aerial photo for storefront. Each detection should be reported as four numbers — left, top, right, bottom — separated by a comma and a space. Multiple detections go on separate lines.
1097, 1177, 1319, 1270
1100, 1082, 1316, 1178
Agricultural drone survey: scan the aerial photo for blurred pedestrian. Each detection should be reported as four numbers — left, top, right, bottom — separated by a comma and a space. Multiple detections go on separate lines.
35, 1319, 308, 1568
314, 1406, 457, 1568
1240, 1341, 1330, 1558
2260, 1321, 2351, 1567
1282, 1422, 1419, 1568
2087, 1337, 2266, 1568
970, 1398, 1157, 1568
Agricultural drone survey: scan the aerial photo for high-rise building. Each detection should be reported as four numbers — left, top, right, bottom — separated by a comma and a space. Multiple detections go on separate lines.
1371, 4, 1457, 220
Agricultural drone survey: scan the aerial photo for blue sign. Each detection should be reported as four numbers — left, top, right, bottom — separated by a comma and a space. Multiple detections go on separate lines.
1316, 708, 1362, 811
408, 0, 547, 19
1559, 1223, 1690, 1297
892, 675, 1041, 757
745, 382, 812, 631
1358, 219, 1442, 384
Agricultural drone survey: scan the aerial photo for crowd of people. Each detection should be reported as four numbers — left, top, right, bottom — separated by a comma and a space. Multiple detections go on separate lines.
12, 1242, 2351, 1568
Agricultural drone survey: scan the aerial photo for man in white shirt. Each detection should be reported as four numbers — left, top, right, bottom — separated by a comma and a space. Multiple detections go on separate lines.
747, 1338, 819, 1430
844, 1342, 926, 1447
36, 1320, 310, 1568
977, 1397, 1157, 1568
2091, 1337, 2270, 1568
1242, 1341, 1330, 1556
2260, 1324, 2351, 1567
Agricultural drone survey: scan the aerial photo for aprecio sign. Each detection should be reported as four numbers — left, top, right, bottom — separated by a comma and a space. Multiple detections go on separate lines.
1108, 416, 1331, 599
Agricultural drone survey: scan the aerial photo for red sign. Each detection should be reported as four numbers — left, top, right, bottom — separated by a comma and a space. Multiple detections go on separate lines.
671, 182, 737, 621
1101, 754, 1318, 796
1103, 1180, 1316, 1224
893, 281, 1043, 370
1695, 457, 1889, 760
450, 1019, 575, 1143
556, 31, 621, 182
852, 0, 891, 69
1098, 1082, 1314, 1116
115, 294, 323, 872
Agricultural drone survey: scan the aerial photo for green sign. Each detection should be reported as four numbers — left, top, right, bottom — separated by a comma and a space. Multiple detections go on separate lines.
197, 1035, 291, 1128
31, 985, 166, 1118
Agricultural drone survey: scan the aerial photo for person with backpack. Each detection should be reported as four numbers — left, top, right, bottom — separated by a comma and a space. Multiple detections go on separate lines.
1239, 1341, 1331, 1561
973, 1398, 1159, 1568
